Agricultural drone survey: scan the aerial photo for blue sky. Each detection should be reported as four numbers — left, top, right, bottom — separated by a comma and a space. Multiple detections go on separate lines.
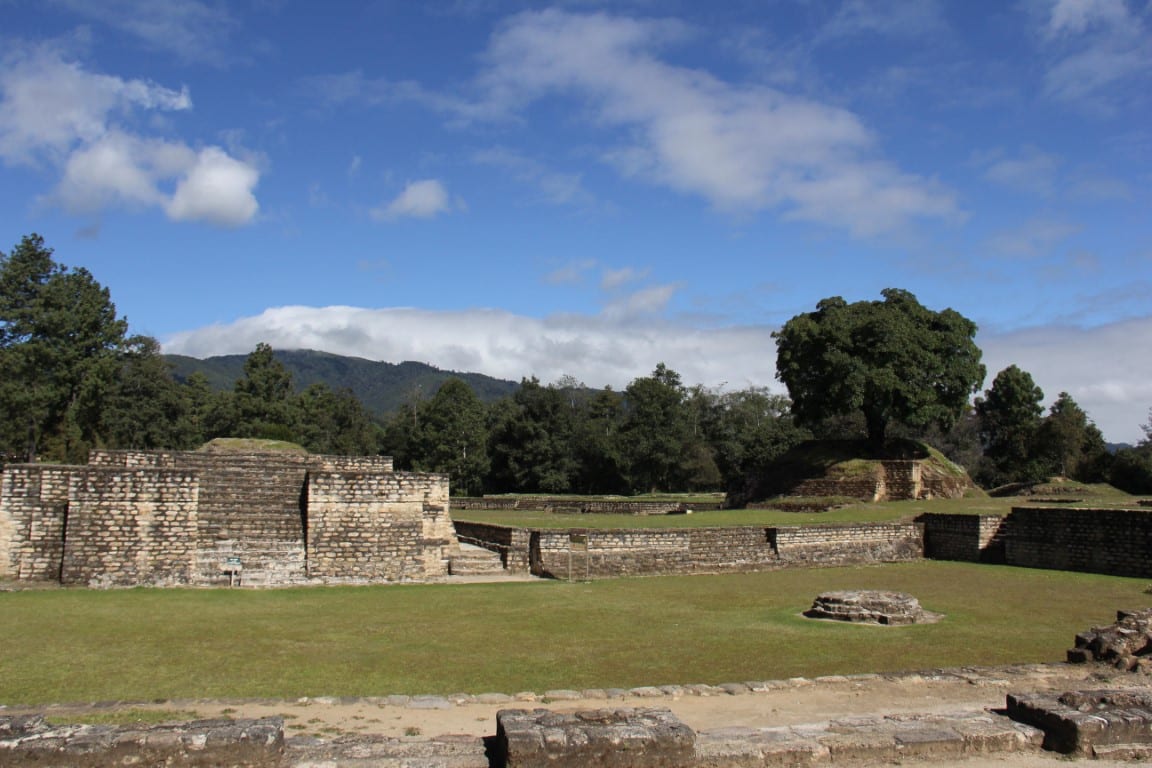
2, 0, 1150, 442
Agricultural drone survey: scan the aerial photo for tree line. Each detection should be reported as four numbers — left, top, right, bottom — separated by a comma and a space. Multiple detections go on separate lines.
4, 234, 1152, 497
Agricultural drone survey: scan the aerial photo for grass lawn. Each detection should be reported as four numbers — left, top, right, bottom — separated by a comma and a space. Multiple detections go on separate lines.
2, 561, 1147, 705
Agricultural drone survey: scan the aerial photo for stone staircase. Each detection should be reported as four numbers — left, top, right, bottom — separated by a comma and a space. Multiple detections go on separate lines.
449, 543, 506, 576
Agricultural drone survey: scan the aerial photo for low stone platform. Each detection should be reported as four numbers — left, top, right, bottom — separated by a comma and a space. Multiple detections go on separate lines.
804, 590, 934, 625
1007, 688, 1152, 758
0, 714, 284, 767
696, 710, 1043, 766
496, 707, 695, 768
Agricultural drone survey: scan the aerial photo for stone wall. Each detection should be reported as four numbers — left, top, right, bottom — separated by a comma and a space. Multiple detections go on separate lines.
773, 523, 924, 567
786, 460, 966, 502
453, 520, 532, 572
306, 471, 453, 582
1005, 507, 1152, 578
0, 466, 71, 581
0, 449, 453, 588
61, 468, 199, 587
919, 513, 1008, 563
457, 521, 923, 579
921, 508, 1152, 578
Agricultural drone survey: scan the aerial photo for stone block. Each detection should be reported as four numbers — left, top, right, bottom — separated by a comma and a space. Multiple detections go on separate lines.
1006, 688, 1152, 755
496, 707, 695, 768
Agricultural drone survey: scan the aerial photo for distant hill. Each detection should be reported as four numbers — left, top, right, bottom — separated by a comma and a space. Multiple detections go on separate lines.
165, 349, 520, 418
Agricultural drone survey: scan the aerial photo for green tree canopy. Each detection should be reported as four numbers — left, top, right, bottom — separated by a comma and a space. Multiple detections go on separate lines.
975, 364, 1045, 485
1036, 392, 1109, 482
233, 342, 295, 440
774, 289, 985, 452
0, 234, 128, 462
412, 377, 490, 495
621, 363, 690, 492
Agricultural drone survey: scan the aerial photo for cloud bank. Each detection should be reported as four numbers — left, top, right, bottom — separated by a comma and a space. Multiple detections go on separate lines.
163, 305, 1152, 445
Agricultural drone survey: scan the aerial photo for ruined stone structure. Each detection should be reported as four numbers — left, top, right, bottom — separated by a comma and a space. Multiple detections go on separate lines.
454, 520, 923, 579
788, 459, 968, 502
921, 507, 1152, 579
0, 449, 457, 587
804, 590, 934, 625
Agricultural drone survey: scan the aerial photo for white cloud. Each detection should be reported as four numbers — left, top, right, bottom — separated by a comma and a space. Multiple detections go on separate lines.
544, 259, 597, 286
988, 217, 1081, 257
48, 0, 240, 65
981, 317, 1152, 444
467, 10, 960, 235
601, 266, 646, 291
0, 43, 260, 227
166, 147, 260, 227
472, 147, 598, 208
55, 130, 192, 211
0, 43, 190, 164
979, 146, 1061, 196
163, 304, 1152, 444
819, 0, 948, 41
315, 10, 958, 236
372, 179, 454, 221
1037, 0, 1152, 109
1046, 0, 1130, 37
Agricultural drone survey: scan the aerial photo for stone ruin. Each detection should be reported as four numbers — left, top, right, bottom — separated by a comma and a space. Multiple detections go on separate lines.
1007, 689, 1152, 758
1067, 608, 1152, 671
0, 448, 460, 588
804, 590, 936, 625
495, 708, 694, 768
998, 607, 1152, 759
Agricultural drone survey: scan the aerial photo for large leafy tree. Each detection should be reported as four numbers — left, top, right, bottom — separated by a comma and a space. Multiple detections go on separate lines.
974, 364, 1045, 485
571, 386, 628, 494
620, 363, 690, 492
412, 377, 490, 495
774, 288, 984, 452
1110, 411, 1152, 494
0, 234, 128, 462
709, 387, 810, 495
1036, 392, 1109, 481
487, 377, 578, 493
293, 382, 379, 455
233, 342, 295, 440
100, 336, 198, 450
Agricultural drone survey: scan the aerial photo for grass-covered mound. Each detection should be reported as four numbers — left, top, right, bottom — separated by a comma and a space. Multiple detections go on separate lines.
988, 478, 1130, 500
196, 437, 309, 454
735, 439, 975, 507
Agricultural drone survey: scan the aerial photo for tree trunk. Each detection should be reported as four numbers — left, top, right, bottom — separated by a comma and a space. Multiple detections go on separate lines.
864, 408, 887, 456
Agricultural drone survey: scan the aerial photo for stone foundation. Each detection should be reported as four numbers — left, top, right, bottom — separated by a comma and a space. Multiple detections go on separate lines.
804, 590, 932, 625
0, 715, 284, 767
1007, 688, 1152, 757
496, 707, 695, 768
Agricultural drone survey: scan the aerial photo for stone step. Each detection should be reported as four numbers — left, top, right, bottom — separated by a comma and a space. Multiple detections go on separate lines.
449, 543, 506, 575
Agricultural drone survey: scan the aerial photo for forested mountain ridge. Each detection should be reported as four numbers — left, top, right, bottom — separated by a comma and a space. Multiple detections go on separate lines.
165, 349, 519, 417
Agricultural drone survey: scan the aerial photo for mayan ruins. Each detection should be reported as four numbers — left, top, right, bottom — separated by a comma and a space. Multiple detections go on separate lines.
0, 448, 457, 588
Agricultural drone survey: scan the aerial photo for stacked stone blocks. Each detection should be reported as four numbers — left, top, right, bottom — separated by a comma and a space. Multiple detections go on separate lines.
0, 449, 453, 588
456, 521, 923, 579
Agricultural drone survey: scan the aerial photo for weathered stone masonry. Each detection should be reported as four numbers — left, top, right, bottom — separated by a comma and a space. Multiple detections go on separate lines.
0, 449, 456, 588
922, 507, 1152, 578
454, 520, 923, 579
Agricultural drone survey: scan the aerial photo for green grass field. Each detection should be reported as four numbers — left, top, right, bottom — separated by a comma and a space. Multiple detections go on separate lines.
2, 561, 1147, 705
